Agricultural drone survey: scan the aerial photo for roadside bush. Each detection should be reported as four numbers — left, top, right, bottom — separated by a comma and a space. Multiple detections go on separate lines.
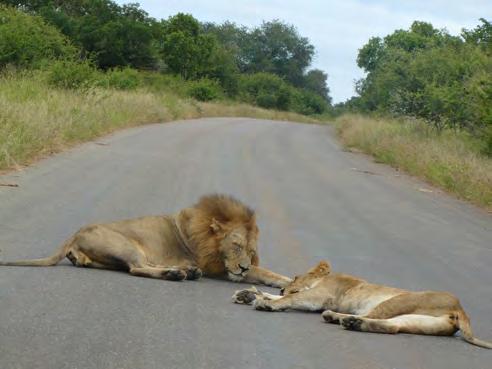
0, 5, 76, 68
482, 126, 492, 156
239, 73, 293, 110
45, 60, 97, 89
139, 72, 188, 95
186, 79, 223, 101
103, 68, 141, 90
293, 90, 328, 115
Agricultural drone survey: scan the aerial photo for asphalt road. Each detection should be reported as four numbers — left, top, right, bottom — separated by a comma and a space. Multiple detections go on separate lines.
1, 118, 491, 369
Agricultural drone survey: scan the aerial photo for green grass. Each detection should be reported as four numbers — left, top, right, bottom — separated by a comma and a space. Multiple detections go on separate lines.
334, 114, 492, 210
0, 70, 316, 171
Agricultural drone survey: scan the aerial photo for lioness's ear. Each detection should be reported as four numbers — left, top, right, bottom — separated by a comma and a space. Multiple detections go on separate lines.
317, 260, 331, 274
210, 218, 224, 234
308, 260, 331, 275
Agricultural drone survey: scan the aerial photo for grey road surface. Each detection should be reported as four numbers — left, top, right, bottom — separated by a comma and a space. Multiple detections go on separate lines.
1, 118, 491, 369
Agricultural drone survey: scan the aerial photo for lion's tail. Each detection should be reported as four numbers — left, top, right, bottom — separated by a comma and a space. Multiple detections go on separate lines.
0, 235, 75, 267
458, 309, 492, 349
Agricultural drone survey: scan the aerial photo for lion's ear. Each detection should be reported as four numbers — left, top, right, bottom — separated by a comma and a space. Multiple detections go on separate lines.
210, 218, 224, 234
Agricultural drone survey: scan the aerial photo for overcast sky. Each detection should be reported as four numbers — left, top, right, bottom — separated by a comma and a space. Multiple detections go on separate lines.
116, 1, 491, 103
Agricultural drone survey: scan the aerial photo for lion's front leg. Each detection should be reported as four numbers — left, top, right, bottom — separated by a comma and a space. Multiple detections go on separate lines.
243, 265, 292, 288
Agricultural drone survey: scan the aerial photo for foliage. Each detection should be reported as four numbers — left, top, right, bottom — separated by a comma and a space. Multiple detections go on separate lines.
292, 89, 328, 115
160, 13, 216, 79
2, 2, 333, 113
239, 73, 293, 110
243, 20, 314, 87
44, 59, 97, 89
3, 0, 160, 69
237, 72, 327, 114
103, 67, 141, 90
462, 18, 492, 54
186, 79, 223, 101
205, 20, 316, 88
353, 20, 492, 154
303, 69, 331, 103
0, 4, 76, 67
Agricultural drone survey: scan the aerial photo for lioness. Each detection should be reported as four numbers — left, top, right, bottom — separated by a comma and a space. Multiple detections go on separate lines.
0, 194, 291, 287
232, 261, 492, 349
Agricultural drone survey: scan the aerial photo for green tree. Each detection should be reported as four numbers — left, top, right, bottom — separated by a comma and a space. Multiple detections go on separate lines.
354, 19, 492, 145
0, 5, 76, 68
357, 37, 384, 72
462, 18, 492, 54
4, 0, 160, 69
202, 21, 250, 71
242, 20, 314, 86
160, 13, 217, 79
302, 69, 331, 102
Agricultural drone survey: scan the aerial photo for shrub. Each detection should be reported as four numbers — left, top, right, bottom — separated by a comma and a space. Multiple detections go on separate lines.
45, 59, 97, 89
138, 72, 188, 95
238, 73, 293, 110
103, 68, 141, 90
186, 79, 223, 101
293, 90, 328, 115
0, 5, 76, 68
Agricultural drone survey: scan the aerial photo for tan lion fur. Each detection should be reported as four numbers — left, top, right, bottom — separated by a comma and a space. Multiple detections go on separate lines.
0, 194, 290, 287
233, 260, 492, 349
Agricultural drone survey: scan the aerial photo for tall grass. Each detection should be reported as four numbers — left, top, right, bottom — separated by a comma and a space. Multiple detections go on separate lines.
0, 71, 315, 170
335, 114, 492, 210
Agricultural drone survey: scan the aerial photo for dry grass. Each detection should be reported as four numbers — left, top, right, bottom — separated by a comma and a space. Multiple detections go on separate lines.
0, 72, 315, 171
335, 114, 492, 210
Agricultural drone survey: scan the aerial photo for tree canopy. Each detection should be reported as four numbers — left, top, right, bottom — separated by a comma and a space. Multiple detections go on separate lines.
1, 0, 334, 114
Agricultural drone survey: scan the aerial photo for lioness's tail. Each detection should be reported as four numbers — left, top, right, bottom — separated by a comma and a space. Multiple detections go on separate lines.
458, 310, 492, 349
0, 235, 75, 267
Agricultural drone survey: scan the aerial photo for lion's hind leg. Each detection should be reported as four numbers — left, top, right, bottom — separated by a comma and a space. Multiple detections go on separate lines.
341, 314, 457, 336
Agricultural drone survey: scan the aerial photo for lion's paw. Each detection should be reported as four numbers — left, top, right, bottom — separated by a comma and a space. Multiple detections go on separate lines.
162, 269, 187, 281
185, 266, 203, 280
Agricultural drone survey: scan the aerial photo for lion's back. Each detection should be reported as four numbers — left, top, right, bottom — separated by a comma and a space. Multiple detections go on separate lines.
103, 215, 189, 263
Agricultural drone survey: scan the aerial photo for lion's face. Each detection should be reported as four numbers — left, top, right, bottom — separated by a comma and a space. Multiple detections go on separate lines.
281, 260, 331, 295
214, 220, 258, 281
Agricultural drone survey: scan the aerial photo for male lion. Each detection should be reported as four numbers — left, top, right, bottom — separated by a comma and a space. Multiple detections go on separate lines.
0, 194, 291, 287
232, 261, 492, 349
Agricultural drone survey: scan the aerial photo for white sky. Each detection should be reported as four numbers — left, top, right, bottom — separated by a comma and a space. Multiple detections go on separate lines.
116, 1, 491, 103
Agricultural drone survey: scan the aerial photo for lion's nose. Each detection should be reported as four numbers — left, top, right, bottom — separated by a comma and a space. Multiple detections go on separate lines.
239, 264, 249, 273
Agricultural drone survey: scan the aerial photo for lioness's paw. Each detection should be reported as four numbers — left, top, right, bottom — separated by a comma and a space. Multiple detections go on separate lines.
321, 310, 338, 323
162, 269, 187, 281
232, 289, 258, 305
341, 316, 363, 331
253, 298, 276, 311
185, 266, 203, 280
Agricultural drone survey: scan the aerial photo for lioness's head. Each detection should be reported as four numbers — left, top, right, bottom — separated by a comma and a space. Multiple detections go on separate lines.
187, 194, 259, 280
281, 260, 331, 295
